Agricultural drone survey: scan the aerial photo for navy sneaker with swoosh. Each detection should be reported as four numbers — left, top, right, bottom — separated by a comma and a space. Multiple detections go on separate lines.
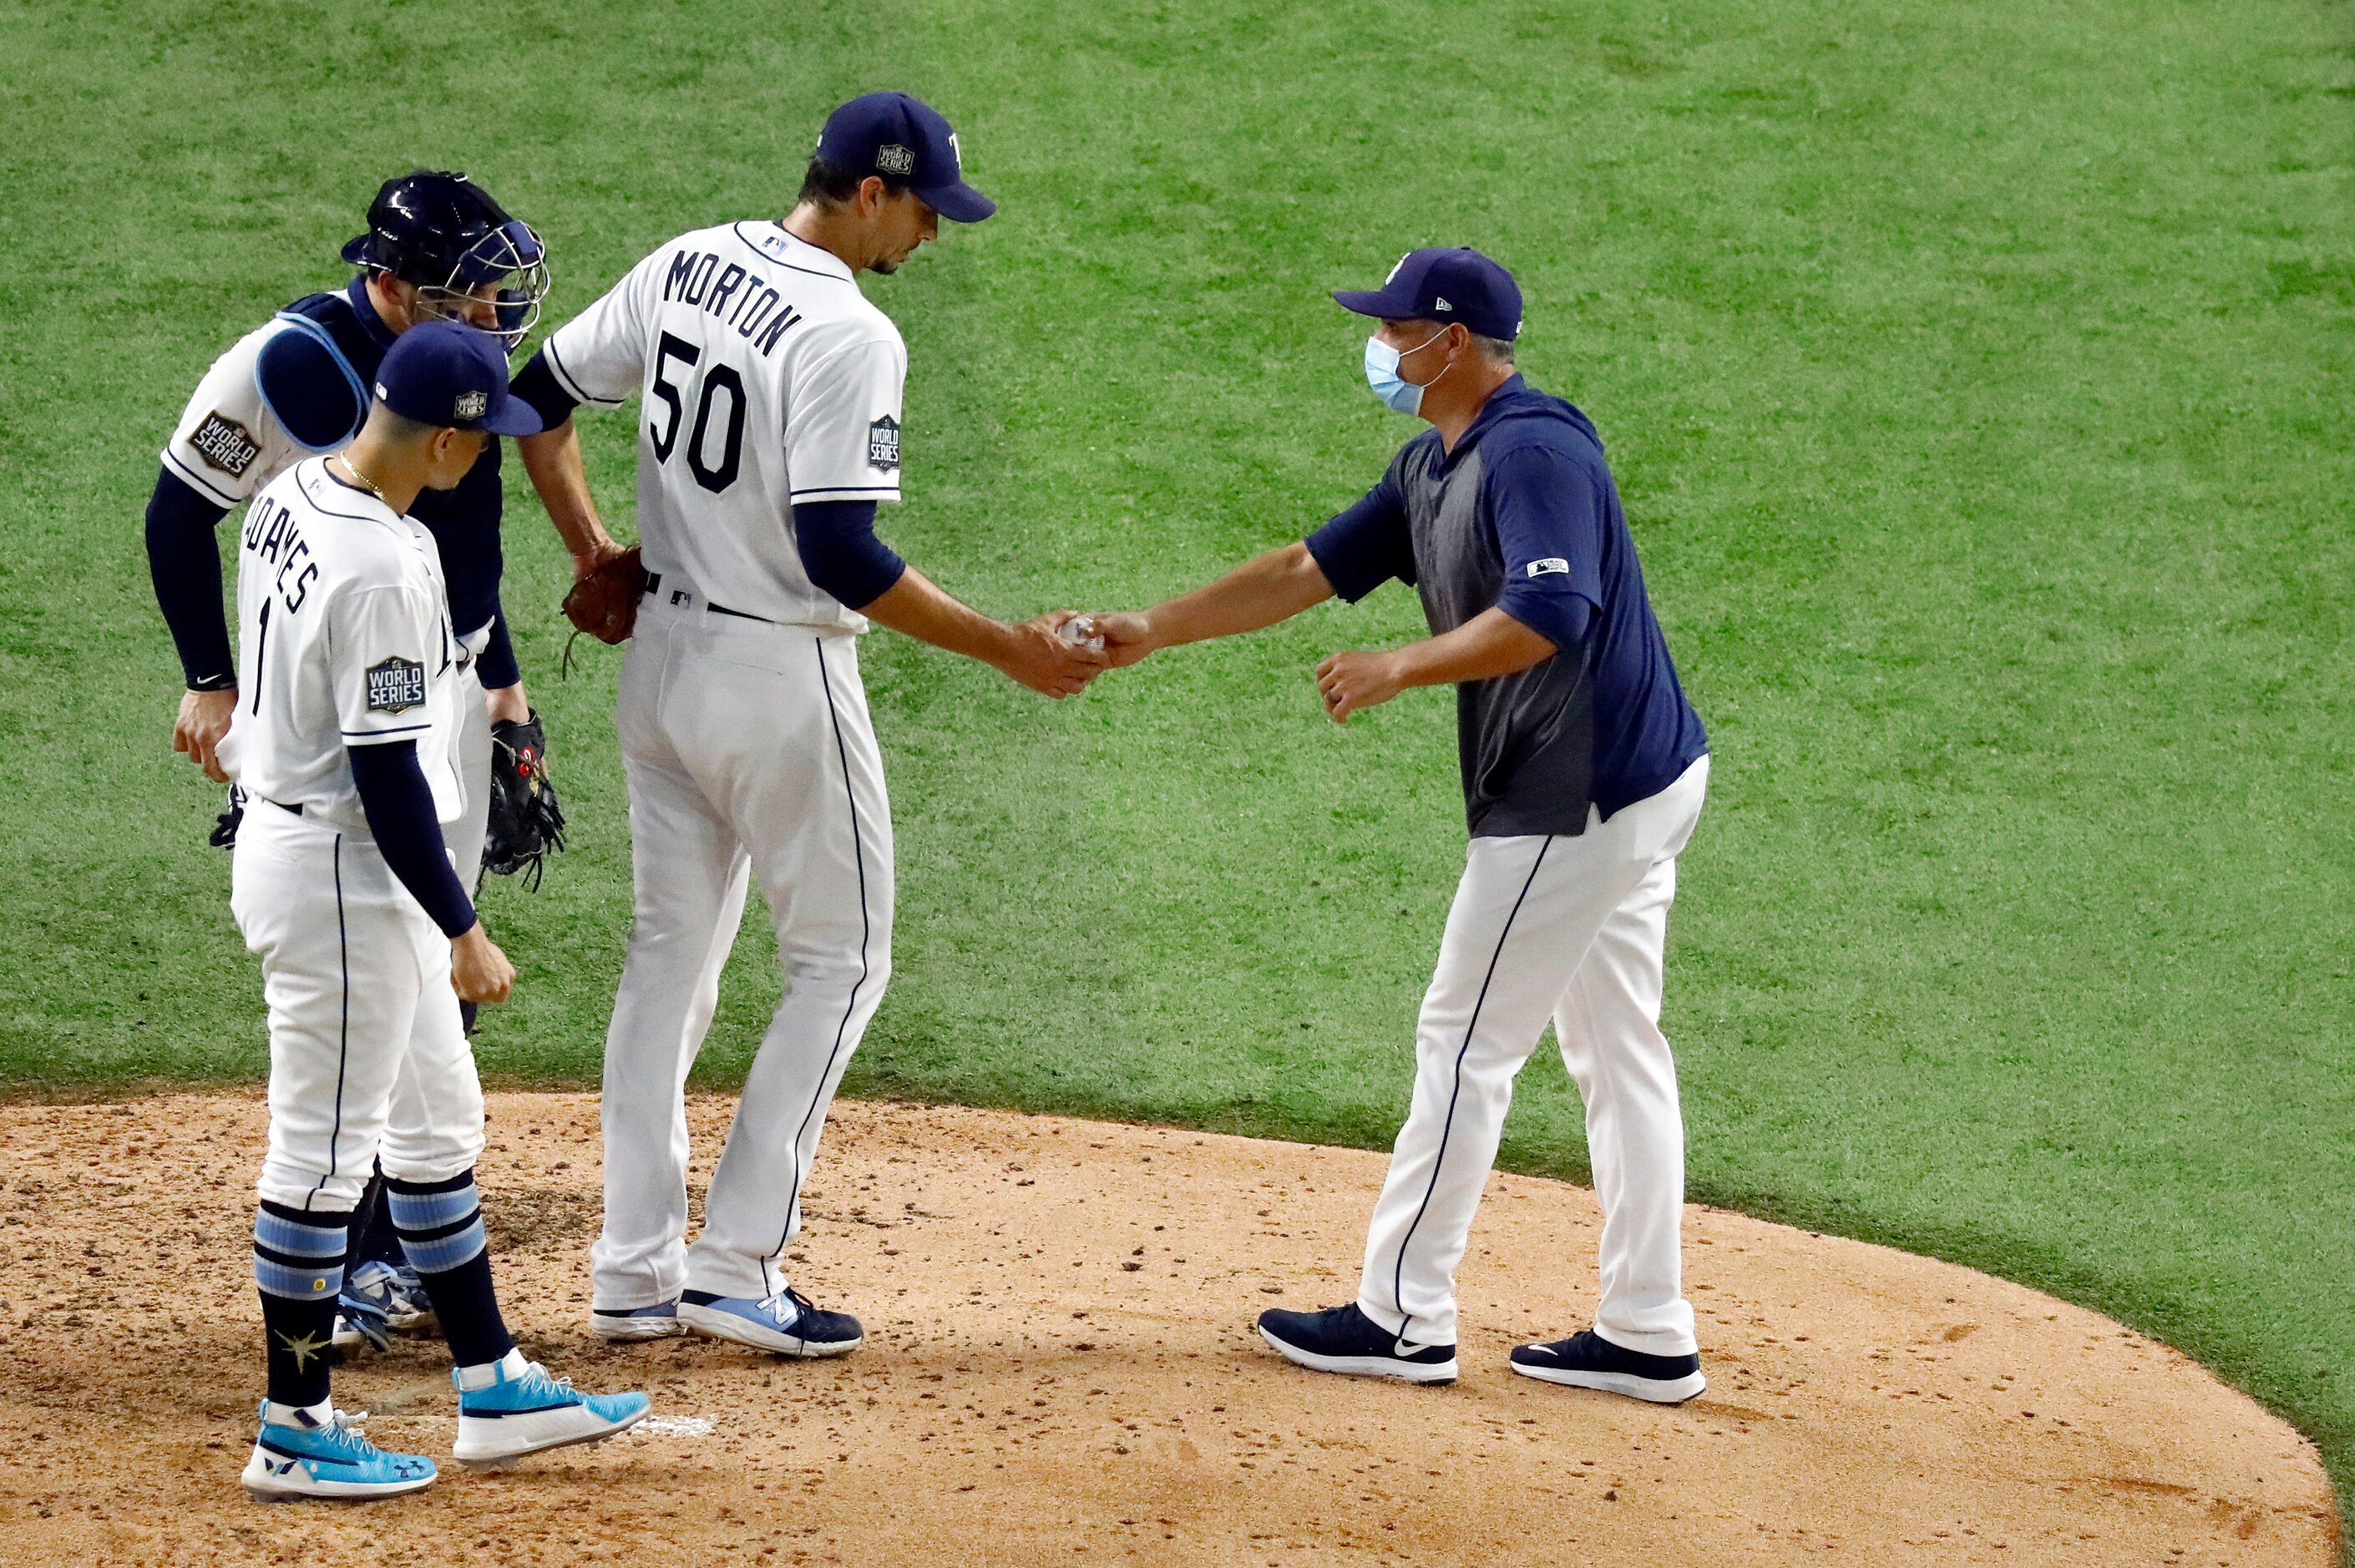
1510, 1328, 1705, 1404
1256, 1302, 1457, 1384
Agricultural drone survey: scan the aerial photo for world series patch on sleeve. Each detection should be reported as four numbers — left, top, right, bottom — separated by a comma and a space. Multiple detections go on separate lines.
190, 412, 261, 478
365, 657, 427, 714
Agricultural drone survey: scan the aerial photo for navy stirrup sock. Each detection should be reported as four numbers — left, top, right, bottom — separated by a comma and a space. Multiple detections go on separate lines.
386, 1171, 514, 1368
254, 1201, 351, 1408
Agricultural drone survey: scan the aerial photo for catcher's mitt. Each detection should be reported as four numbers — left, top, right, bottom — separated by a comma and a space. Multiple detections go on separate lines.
484, 711, 566, 889
562, 545, 647, 647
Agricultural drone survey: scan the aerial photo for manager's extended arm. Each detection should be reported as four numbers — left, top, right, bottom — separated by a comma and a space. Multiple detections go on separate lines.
1093, 542, 1337, 665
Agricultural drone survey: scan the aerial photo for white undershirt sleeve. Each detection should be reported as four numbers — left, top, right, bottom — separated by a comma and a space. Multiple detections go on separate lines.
331, 585, 444, 744
543, 247, 670, 408
784, 332, 907, 504
160, 329, 290, 508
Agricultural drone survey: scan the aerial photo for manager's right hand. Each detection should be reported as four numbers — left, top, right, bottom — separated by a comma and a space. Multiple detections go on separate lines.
174, 686, 237, 783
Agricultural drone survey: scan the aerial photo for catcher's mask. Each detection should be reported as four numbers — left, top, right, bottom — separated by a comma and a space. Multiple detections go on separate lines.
342, 170, 550, 352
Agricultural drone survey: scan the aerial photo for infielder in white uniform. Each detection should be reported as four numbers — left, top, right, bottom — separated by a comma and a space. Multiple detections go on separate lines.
146, 171, 558, 1348
511, 92, 1104, 1353
1093, 248, 1715, 1403
223, 321, 646, 1501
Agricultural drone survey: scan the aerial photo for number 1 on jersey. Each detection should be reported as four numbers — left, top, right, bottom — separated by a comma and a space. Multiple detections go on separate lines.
649, 331, 746, 493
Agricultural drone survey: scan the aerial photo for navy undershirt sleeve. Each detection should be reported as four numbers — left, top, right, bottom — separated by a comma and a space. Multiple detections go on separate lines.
475, 608, 520, 692
349, 741, 478, 938
792, 500, 906, 610
144, 468, 236, 690
1304, 470, 1414, 603
508, 350, 580, 432
1486, 443, 1604, 654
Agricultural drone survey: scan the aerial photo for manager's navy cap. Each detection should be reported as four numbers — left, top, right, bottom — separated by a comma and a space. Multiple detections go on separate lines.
373, 319, 542, 437
1334, 247, 1523, 341
818, 92, 996, 223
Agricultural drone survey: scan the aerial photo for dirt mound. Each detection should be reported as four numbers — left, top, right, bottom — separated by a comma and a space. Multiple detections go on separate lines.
0, 1093, 2334, 1565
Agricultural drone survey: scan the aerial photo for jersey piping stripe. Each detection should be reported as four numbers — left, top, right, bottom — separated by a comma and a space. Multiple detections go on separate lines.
542, 337, 620, 409
305, 834, 353, 1208
728, 223, 854, 284
1385, 835, 1552, 1335
767, 635, 877, 1282
342, 724, 432, 739
788, 484, 900, 496
296, 475, 403, 532
162, 448, 242, 508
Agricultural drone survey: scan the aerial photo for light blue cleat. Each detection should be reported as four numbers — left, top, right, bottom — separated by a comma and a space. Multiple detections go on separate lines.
241, 1403, 438, 1502
592, 1297, 687, 1343
678, 1287, 864, 1358
452, 1353, 651, 1468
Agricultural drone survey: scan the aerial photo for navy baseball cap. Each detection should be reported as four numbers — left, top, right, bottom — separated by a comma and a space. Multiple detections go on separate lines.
373, 319, 542, 437
1334, 247, 1523, 341
817, 91, 995, 223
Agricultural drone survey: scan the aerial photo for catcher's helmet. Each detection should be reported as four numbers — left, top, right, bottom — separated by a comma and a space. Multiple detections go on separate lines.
342, 171, 549, 349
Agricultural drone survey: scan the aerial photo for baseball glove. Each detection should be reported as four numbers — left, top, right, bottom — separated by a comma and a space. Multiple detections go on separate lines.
562, 545, 647, 647
483, 711, 565, 889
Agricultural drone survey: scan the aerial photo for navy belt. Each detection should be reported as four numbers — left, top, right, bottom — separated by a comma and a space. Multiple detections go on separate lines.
646, 571, 771, 624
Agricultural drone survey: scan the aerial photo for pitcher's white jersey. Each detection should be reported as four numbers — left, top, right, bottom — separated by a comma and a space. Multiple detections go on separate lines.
539, 222, 906, 631
220, 458, 463, 833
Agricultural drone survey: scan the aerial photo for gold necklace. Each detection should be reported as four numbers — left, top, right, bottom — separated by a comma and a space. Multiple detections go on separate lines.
333, 453, 392, 508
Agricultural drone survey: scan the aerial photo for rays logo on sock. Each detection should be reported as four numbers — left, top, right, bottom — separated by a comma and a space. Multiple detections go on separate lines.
275, 1327, 332, 1372
867, 415, 900, 471
365, 657, 426, 714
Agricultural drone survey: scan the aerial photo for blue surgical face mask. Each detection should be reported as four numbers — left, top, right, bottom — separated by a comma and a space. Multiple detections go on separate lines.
1363, 328, 1451, 415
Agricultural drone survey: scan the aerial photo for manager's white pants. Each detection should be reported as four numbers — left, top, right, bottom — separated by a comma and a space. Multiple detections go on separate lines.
1358, 756, 1709, 1356
593, 593, 894, 1308
232, 802, 487, 1212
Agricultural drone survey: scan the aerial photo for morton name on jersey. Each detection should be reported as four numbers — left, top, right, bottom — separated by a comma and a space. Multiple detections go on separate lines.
539, 222, 908, 631
220, 459, 464, 833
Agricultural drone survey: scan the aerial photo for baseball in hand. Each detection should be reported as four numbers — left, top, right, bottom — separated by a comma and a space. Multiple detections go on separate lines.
1058, 615, 1107, 653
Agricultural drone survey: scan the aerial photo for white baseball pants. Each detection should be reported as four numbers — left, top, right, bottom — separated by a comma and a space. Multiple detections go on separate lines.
1358, 756, 1709, 1356
593, 591, 894, 1308
449, 662, 492, 892
232, 802, 487, 1213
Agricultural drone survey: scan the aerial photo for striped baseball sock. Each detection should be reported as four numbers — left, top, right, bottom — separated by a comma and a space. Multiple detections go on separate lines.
386, 1171, 514, 1368
253, 1201, 350, 1409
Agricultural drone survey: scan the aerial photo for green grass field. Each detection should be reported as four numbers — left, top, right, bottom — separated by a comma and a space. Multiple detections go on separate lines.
3, 0, 2350, 1542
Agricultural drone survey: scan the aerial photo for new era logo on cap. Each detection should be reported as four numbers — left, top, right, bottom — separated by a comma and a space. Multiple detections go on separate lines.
1334, 247, 1524, 342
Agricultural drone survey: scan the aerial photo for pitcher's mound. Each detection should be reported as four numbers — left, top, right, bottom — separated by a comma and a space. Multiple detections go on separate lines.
0, 1093, 2336, 1565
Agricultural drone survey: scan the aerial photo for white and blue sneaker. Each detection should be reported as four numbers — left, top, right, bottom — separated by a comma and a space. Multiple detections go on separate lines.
451, 1348, 651, 1468
241, 1402, 438, 1502
382, 1263, 437, 1333
677, 1287, 864, 1358
592, 1298, 688, 1343
332, 1259, 438, 1353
